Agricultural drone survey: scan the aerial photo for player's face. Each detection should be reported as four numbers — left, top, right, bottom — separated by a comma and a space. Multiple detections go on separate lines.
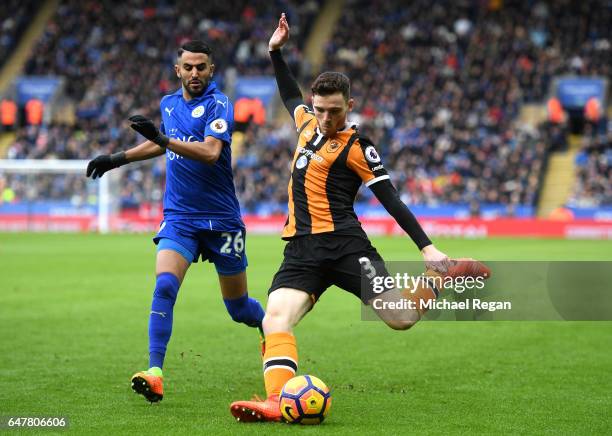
312, 93, 354, 136
175, 51, 215, 98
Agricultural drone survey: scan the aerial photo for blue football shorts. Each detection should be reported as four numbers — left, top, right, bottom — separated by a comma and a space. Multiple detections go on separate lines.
153, 219, 248, 275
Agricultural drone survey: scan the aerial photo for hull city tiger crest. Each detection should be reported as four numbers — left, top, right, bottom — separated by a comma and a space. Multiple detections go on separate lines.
326, 141, 341, 153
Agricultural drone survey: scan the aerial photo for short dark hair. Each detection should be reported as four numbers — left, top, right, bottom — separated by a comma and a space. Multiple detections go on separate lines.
177, 40, 213, 59
311, 72, 350, 101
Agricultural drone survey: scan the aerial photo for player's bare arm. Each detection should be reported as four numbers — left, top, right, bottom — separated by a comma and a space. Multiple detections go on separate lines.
269, 13, 305, 118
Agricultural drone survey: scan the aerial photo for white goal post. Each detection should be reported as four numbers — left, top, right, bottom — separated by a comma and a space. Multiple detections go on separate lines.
0, 159, 113, 233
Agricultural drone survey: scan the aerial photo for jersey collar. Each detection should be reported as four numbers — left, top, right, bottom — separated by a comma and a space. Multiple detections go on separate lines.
315, 121, 358, 139
203, 80, 218, 96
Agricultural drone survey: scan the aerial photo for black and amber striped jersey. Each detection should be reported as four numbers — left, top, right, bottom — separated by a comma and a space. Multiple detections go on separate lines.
282, 105, 390, 239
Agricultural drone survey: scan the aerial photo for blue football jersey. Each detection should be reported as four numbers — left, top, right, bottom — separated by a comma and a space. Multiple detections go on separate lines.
159, 81, 243, 228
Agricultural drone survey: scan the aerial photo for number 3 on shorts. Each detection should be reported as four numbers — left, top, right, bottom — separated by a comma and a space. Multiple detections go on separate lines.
359, 257, 377, 279
220, 231, 245, 255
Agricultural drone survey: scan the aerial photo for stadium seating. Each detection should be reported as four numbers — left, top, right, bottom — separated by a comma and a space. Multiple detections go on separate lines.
569, 132, 612, 208
239, 0, 610, 215
4, 0, 319, 209
0, 0, 38, 69
1, 0, 610, 217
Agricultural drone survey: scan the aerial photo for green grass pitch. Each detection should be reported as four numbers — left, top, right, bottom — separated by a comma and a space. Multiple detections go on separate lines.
1, 233, 611, 434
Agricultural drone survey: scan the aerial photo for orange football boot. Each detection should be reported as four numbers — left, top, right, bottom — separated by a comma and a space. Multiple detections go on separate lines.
131, 368, 163, 403
230, 395, 282, 422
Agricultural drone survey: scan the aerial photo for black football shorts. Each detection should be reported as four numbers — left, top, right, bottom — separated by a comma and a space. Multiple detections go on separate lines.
268, 233, 388, 304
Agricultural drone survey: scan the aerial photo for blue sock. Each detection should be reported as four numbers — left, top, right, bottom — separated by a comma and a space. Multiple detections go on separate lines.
148, 272, 180, 369
223, 293, 265, 328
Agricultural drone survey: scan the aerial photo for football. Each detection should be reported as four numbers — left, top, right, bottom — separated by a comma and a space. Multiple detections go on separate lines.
279, 375, 332, 424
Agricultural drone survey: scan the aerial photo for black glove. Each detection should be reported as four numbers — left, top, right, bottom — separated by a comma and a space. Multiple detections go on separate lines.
86, 152, 128, 179
129, 115, 169, 148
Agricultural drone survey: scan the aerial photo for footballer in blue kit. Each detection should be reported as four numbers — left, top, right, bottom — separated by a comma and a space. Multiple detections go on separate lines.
156, 77, 246, 274
86, 40, 265, 403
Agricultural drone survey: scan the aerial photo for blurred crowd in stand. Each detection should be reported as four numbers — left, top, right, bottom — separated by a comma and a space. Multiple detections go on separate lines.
2, 0, 610, 213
